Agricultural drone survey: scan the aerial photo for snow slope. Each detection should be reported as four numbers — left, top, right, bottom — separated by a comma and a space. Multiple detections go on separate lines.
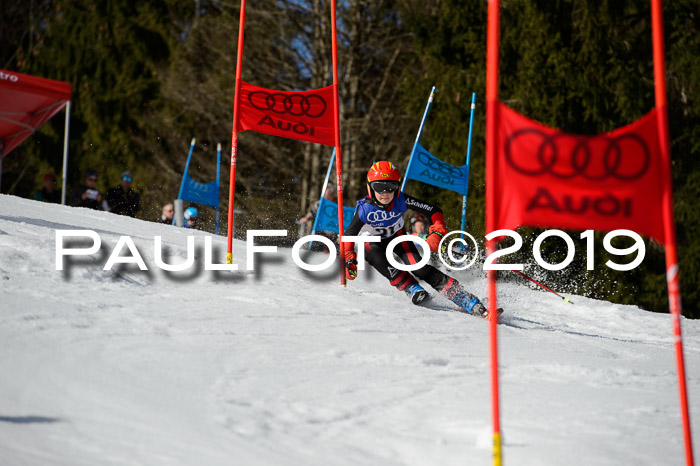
0, 194, 698, 465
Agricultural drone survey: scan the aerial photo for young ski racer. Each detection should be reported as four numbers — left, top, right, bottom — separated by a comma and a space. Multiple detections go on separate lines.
343, 161, 501, 318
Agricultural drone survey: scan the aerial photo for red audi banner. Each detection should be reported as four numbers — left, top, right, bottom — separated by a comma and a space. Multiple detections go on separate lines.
486, 3, 693, 464
493, 102, 666, 243
236, 80, 336, 147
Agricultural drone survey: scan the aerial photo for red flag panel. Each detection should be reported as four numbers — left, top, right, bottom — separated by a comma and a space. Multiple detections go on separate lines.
236, 81, 336, 146
493, 102, 666, 242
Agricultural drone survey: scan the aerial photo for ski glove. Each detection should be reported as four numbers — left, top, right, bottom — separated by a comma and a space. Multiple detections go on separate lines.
426, 222, 447, 252
345, 250, 358, 280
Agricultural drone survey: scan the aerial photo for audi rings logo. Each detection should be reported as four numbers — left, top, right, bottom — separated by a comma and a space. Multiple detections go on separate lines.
248, 91, 327, 118
366, 210, 401, 223
504, 129, 650, 181
417, 152, 464, 178
323, 204, 335, 216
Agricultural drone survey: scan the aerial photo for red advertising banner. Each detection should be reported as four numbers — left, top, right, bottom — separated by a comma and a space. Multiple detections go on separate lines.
493, 102, 666, 243
486, 2, 693, 464
236, 81, 336, 146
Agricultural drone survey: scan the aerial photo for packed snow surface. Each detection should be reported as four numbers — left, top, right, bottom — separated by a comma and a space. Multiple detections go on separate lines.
0, 194, 698, 465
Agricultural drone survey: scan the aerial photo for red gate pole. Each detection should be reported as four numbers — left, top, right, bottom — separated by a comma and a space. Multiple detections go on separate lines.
330, 0, 346, 286
485, 0, 503, 464
227, 0, 247, 264
651, 1, 694, 464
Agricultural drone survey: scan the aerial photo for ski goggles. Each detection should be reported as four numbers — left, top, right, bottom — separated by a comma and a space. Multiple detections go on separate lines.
122, 176, 133, 182
370, 181, 399, 194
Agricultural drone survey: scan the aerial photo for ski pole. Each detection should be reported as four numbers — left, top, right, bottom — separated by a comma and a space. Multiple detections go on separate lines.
511, 270, 573, 304
438, 244, 573, 304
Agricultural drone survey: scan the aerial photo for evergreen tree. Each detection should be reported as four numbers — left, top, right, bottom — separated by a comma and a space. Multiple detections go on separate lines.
399, 0, 699, 317
8, 0, 178, 215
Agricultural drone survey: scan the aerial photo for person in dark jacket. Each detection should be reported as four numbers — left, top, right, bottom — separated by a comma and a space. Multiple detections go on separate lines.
33, 172, 61, 204
160, 203, 174, 224
69, 169, 103, 210
105, 171, 140, 217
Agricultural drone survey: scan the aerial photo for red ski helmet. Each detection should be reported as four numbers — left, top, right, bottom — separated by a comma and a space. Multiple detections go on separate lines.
366, 161, 401, 207
367, 161, 400, 184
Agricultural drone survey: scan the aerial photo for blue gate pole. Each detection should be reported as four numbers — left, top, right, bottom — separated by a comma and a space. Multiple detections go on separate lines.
460, 93, 476, 240
402, 86, 436, 192
174, 137, 196, 225
216, 142, 221, 235
308, 148, 336, 250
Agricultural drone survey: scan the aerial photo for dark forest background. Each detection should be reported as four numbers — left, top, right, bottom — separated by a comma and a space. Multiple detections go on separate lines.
2, 0, 698, 317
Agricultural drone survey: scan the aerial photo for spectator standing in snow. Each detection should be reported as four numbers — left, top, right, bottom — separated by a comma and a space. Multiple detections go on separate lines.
160, 203, 175, 224
33, 172, 60, 204
299, 184, 337, 226
183, 206, 200, 229
409, 214, 429, 240
343, 161, 498, 318
69, 169, 103, 210
104, 171, 140, 217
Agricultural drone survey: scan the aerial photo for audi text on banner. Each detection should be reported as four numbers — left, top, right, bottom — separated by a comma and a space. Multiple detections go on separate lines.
236, 81, 336, 146
493, 103, 665, 243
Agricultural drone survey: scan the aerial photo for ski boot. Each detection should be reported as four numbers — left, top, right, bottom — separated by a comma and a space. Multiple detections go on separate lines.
438, 278, 503, 318
405, 279, 430, 305
469, 301, 503, 319
454, 296, 503, 318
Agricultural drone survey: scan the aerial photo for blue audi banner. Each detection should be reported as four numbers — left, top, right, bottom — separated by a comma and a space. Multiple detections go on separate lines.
314, 197, 355, 234
404, 143, 469, 195
180, 173, 219, 208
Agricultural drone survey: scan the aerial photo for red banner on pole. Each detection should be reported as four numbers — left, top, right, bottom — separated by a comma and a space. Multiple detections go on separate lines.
493, 102, 666, 243
227, 1, 346, 288
486, 1, 693, 464
236, 81, 336, 147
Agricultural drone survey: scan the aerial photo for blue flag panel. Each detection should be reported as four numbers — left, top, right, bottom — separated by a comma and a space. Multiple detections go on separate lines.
404, 143, 469, 195
315, 197, 355, 234
180, 173, 219, 208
